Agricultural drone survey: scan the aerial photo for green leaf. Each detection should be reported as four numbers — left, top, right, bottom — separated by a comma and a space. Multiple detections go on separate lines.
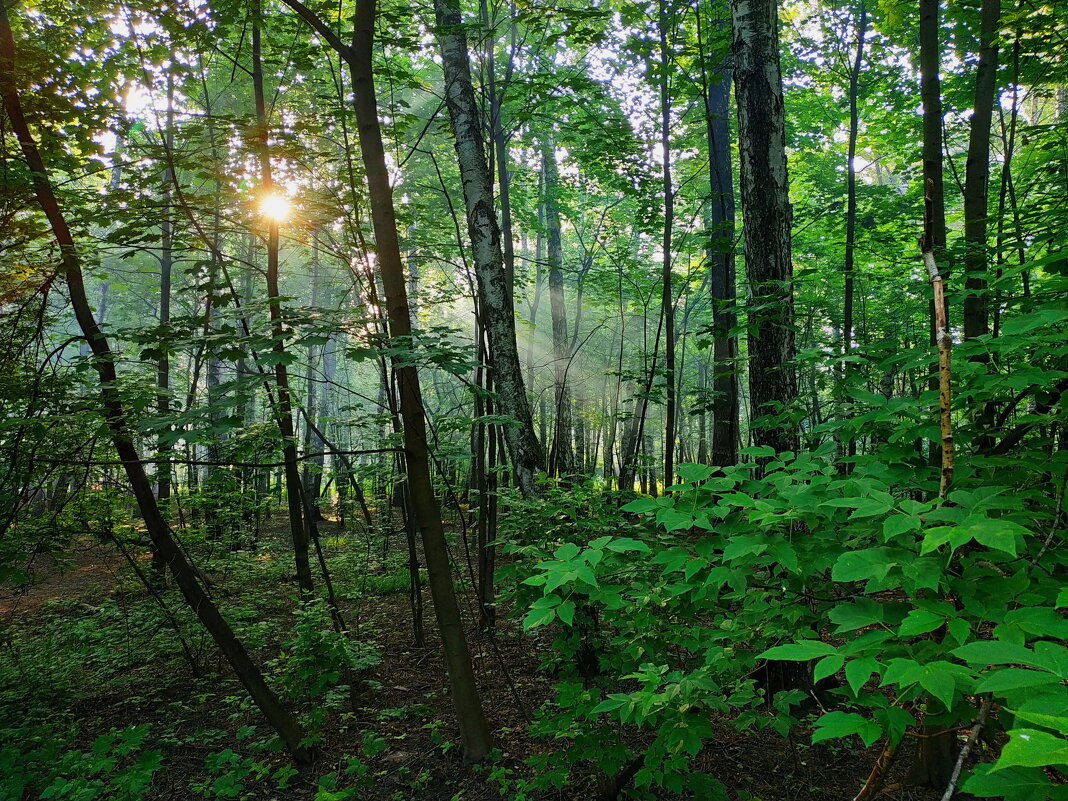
873, 705, 916, 746
947, 618, 971, 646
1032, 642, 1068, 676
962, 765, 1063, 801
590, 695, 628, 716
976, 669, 1063, 694
918, 662, 956, 711
921, 525, 970, 554
604, 538, 650, 553
882, 514, 920, 541
556, 600, 576, 626
657, 508, 694, 532
994, 728, 1068, 769
758, 640, 836, 661
832, 548, 894, 582
811, 711, 882, 747
722, 535, 768, 562
1011, 708, 1068, 733
621, 498, 657, 513
899, 609, 945, 638
1003, 607, 1068, 641
849, 497, 894, 519
845, 657, 879, 695
554, 542, 581, 561
815, 655, 844, 683
961, 517, 1027, 557
952, 641, 1040, 668
522, 606, 556, 629
829, 598, 884, 632
676, 463, 714, 484
881, 658, 923, 688
1057, 588, 1068, 609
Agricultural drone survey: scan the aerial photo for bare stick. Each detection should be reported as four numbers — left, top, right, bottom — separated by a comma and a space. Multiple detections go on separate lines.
940, 696, 993, 801
921, 178, 954, 499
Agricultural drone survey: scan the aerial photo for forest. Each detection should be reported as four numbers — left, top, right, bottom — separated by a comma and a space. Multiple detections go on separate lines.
0, 0, 1066, 797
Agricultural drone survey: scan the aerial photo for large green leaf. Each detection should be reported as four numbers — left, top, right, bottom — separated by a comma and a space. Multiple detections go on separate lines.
962, 765, 1063, 800
758, 640, 836, 661
832, 548, 895, 582
994, 729, 1068, 769
811, 711, 882, 747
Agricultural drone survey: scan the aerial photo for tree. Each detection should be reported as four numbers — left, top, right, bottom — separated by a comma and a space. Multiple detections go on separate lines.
280, 0, 494, 761
434, 0, 545, 497
699, 0, 740, 467
542, 138, 574, 477
731, 0, 797, 460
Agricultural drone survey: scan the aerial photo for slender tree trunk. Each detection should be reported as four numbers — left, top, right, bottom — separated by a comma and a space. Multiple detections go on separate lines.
434, 0, 544, 497
840, 2, 868, 465
542, 141, 573, 477
153, 73, 175, 576
0, 7, 312, 761
731, 0, 798, 462
658, 0, 676, 485
482, 0, 518, 299
842, 3, 867, 360
962, 0, 1001, 345
962, 0, 1001, 451
303, 236, 327, 521
281, 0, 493, 759
701, 1, 740, 467
252, 2, 313, 595
992, 36, 1020, 340
909, 179, 959, 790
919, 0, 948, 467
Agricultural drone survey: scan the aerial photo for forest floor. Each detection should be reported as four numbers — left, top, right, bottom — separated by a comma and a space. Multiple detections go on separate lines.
0, 513, 944, 801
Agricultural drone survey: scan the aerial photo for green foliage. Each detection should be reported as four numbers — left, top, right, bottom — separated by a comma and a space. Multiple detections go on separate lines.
504, 416, 1066, 797
0, 725, 162, 801
269, 599, 379, 703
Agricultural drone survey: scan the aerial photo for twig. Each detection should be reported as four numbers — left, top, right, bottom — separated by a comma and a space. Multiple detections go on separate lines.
939, 695, 993, 801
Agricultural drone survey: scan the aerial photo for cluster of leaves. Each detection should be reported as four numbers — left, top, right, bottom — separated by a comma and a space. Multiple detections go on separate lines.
503, 436, 1066, 797
269, 598, 379, 704
0, 725, 162, 801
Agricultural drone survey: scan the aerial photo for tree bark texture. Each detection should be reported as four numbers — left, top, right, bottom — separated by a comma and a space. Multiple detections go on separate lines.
542, 141, 574, 477
434, 0, 544, 497
962, 0, 1001, 344
704, 1, 740, 467
351, 0, 493, 760
731, 0, 798, 459
659, 0, 677, 485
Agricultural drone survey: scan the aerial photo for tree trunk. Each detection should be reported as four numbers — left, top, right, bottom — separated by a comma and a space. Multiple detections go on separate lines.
702, 0, 740, 467
434, 0, 544, 497
842, 3, 867, 360
302, 236, 327, 521
542, 141, 573, 477
962, 0, 1001, 345
961, 0, 1001, 451
919, 0, 948, 468
153, 72, 175, 576
840, 2, 867, 465
731, 0, 798, 462
280, 0, 493, 760
658, 0, 677, 485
